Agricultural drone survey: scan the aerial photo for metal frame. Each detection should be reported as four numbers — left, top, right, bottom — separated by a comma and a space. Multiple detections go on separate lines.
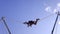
51, 11, 60, 34
1, 17, 11, 34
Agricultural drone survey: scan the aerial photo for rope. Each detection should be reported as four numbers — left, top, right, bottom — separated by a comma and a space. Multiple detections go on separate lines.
40, 13, 55, 21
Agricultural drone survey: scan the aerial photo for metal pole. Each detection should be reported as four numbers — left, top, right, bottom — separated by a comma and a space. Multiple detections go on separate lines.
2, 17, 11, 34
51, 12, 59, 34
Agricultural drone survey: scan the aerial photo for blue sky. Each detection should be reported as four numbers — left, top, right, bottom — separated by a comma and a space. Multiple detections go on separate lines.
0, 0, 60, 34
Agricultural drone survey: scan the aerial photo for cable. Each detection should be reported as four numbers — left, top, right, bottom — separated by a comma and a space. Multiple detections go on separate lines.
40, 13, 55, 21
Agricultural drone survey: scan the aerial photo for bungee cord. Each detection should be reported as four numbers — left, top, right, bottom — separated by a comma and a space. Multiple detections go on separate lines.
40, 13, 55, 21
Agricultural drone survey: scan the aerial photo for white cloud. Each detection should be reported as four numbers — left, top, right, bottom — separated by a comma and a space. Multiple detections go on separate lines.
45, 6, 51, 12
58, 21, 60, 24
57, 3, 60, 7
56, 3, 60, 11
53, 3, 60, 13
44, 3, 60, 13
53, 9, 57, 13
